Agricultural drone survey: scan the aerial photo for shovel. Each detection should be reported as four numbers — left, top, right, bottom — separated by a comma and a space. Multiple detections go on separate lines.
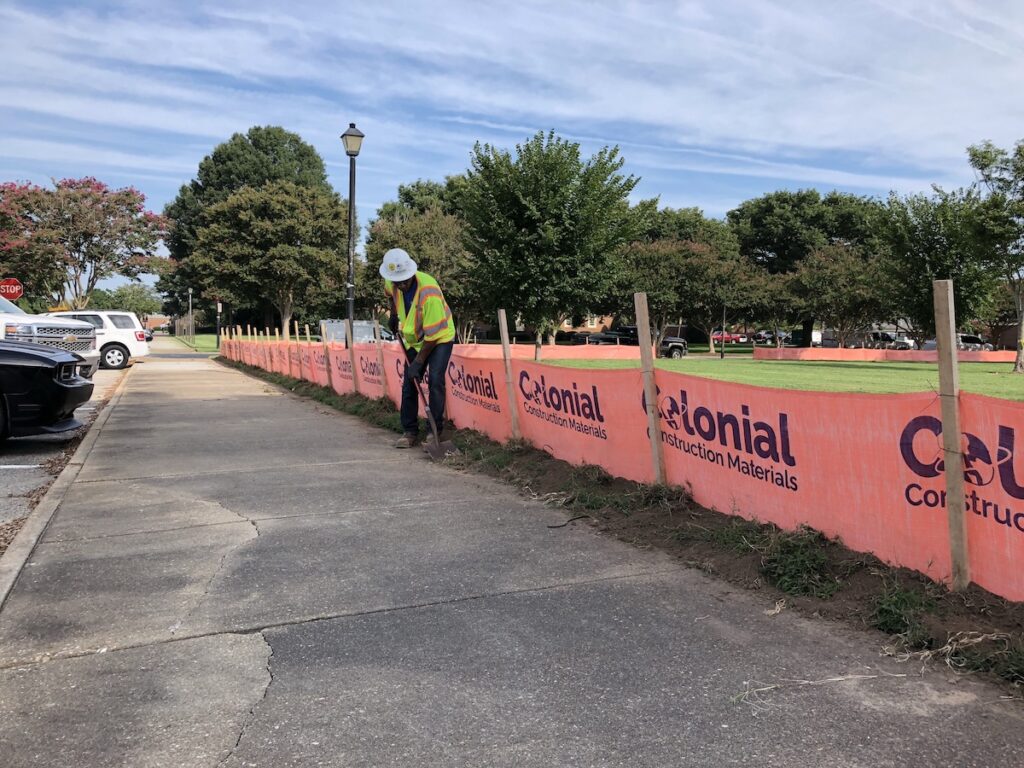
399, 338, 459, 461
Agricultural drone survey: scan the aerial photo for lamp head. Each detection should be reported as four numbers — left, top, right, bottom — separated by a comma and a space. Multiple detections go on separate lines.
341, 123, 364, 157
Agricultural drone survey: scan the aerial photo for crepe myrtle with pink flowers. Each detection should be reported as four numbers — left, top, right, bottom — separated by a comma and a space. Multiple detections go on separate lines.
0, 177, 166, 309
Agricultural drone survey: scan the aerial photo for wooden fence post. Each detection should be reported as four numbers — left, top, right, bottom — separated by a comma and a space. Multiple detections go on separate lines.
346, 318, 360, 395
498, 309, 521, 440
634, 293, 666, 485
321, 321, 335, 391
373, 320, 387, 393
304, 324, 312, 343
295, 326, 305, 381
933, 279, 969, 591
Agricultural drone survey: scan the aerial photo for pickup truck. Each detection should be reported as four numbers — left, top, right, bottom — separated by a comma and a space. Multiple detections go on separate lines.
0, 297, 100, 377
711, 330, 748, 344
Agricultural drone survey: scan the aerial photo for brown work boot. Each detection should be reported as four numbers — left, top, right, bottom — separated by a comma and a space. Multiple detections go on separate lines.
395, 433, 420, 449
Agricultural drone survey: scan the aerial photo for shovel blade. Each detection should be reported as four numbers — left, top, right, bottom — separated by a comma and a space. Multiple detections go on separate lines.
423, 438, 459, 461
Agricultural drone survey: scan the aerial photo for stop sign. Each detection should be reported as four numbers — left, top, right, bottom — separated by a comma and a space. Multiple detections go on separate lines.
0, 278, 23, 301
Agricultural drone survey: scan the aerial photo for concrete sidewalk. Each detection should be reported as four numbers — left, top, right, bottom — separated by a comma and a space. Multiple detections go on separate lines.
0, 356, 1020, 767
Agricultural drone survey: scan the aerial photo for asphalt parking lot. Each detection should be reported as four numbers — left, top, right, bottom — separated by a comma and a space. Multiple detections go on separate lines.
0, 366, 123, 526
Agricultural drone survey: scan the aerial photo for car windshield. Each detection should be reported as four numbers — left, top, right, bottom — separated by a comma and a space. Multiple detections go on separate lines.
0, 296, 27, 315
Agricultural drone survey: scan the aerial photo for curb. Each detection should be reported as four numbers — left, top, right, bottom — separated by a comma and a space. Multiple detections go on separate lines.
0, 366, 134, 612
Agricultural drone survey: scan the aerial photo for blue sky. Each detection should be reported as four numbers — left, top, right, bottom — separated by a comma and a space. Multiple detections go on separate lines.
2, 0, 1023, 268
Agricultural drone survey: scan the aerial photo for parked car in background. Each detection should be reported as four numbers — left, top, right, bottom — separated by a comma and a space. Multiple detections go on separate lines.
594, 326, 642, 346
923, 334, 994, 352
711, 329, 748, 344
659, 329, 688, 358
143, 328, 154, 342
856, 331, 916, 350
0, 341, 94, 440
47, 310, 150, 370
0, 296, 99, 377
957, 334, 993, 351
785, 329, 823, 347
321, 319, 395, 344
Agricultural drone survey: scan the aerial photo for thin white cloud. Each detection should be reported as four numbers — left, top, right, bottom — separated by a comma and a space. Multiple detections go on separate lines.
1, 0, 1022, 218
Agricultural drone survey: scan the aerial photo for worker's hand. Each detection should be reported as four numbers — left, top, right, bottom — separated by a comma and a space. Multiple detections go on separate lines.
406, 359, 424, 382
388, 313, 399, 335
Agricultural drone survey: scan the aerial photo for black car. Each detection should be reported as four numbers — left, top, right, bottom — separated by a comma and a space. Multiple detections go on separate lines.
0, 341, 94, 439
659, 334, 688, 358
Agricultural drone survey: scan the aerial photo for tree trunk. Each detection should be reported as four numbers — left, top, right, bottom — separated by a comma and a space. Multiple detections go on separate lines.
801, 318, 814, 348
278, 293, 293, 342
534, 329, 543, 361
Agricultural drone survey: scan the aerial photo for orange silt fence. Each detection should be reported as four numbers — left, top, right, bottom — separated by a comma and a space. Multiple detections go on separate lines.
654, 369, 951, 583
958, 394, 1024, 601
445, 351, 513, 443
353, 343, 386, 399
511, 361, 654, 484
326, 344, 356, 395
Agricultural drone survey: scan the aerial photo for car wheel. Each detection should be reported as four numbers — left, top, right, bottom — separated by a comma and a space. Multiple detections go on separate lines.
670, 348, 684, 359
102, 344, 130, 370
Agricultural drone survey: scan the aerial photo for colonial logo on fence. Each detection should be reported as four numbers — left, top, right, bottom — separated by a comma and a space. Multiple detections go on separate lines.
312, 347, 329, 372
359, 356, 383, 385
647, 387, 798, 491
900, 415, 1024, 533
518, 370, 607, 439
448, 362, 501, 413
334, 354, 354, 380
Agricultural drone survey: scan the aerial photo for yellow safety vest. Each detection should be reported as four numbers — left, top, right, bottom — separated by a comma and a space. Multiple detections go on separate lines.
384, 271, 455, 351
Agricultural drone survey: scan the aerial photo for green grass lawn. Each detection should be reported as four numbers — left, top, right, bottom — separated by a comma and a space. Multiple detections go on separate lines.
549, 356, 1024, 402
172, 333, 221, 353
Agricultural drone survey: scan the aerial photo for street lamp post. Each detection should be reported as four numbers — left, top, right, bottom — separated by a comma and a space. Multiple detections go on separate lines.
340, 123, 364, 341
188, 287, 194, 347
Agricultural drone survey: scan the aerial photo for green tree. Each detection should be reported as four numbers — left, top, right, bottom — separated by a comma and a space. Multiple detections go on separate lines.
967, 139, 1024, 370
190, 181, 348, 338
0, 178, 165, 308
365, 204, 480, 341
90, 283, 162, 319
613, 239, 692, 352
0, 182, 66, 302
643, 206, 740, 256
746, 270, 800, 346
374, 176, 466, 221
461, 130, 644, 357
676, 243, 759, 354
789, 245, 888, 346
880, 188, 997, 347
160, 126, 335, 317
727, 190, 882, 345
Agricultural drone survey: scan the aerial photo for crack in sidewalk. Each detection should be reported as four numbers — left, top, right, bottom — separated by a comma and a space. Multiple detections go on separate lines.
0, 567, 678, 670
217, 630, 274, 767
169, 502, 260, 637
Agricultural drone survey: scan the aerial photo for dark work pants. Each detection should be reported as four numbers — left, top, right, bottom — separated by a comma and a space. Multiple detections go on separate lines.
400, 341, 454, 435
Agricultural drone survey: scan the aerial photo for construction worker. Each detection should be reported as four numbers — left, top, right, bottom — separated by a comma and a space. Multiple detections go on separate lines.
379, 248, 456, 448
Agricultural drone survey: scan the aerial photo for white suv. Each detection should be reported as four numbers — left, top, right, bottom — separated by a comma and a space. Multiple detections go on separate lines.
47, 310, 151, 369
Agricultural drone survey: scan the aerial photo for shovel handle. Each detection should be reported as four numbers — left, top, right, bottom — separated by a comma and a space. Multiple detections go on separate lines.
399, 337, 443, 445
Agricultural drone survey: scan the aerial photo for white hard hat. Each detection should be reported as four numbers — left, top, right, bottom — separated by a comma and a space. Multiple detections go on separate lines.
379, 248, 417, 282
